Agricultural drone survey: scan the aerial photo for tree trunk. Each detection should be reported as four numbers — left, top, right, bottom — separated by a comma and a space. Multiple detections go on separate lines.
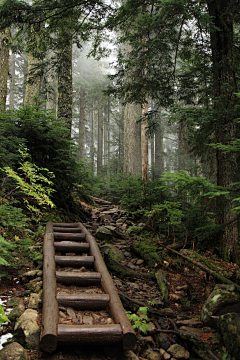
91, 108, 95, 172
9, 52, 15, 110
97, 106, 103, 175
141, 94, 149, 183
150, 135, 155, 180
155, 120, 164, 178
79, 87, 85, 160
104, 105, 108, 166
46, 50, 57, 113
118, 102, 124, 174
0, 25, 10, 110
123, 102, 142, 176
107, 97, 111, 177
57, 34, 73, 139
24, 41, 42, 106
207, 0, 238, 257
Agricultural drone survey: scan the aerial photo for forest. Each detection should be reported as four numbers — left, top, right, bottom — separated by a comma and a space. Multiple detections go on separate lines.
0, 0, 240, 359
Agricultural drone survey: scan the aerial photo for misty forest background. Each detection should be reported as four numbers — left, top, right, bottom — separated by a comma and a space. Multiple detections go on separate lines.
0, 0, 240, 268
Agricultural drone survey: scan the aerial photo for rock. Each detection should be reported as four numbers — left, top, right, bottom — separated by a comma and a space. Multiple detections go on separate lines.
128, 262, 137, 270
20, 270, 42, 283
215, 312, 240, 359
146, 322, 156, 335
9, 299, 25, 321
158, 334, 170, 350
0, 342, 28, 360
176, 317, 202, 328
168, 344, 190, 359
159, 348, 171, 360
136, 259, 145, 265
114, 279, 122, 286
26, 281, 42, 293
102, 244, 125, 261
146, 350, 160, 360
201, 284, 240, 327
137, 335, 155, 348
96, 226, 113, 241
14, 309, 40, 348
180, 326, 202, 337
105, 225, 116, 232
83, 315, 93, 325
98, 214, 112, 222
6, 297, 23, 308
67, 308, 76, 318
122, 224, 128, 231
116, 218, 125, 223
123, 350, 139, 360
59, 311, 66, 318
28, 293, 41, 309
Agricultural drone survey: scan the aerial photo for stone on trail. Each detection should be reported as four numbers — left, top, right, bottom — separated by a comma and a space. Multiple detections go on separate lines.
96, 226, 113, 241
8, 299, 25, 321
159, 348, 171, 360
28, 293, 41, 309
14, 309, 40, 348
0, 342, 28, 360
146, 350, 160, 360
20, 270, 42, 283
201, 284, 240, 327
102, 244, 125, 262
168, 344, 190, 359
122, 350, 139, 360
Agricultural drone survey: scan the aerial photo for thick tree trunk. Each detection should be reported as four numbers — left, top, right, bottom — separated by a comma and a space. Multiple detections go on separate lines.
24, 46, 42, 106
123, 102, 142, 175
46, 50, 57, 113
79, 87, 85, 159
57, 35, 73, 139
207, 0, 238, 257
97, 106, 103, 175
118, 103, 124, 174
9, 52, 15, 110
150, 136, 155, 180
107, 97, 111, 177
104, 105, 108, 166
0, 26, 10, 110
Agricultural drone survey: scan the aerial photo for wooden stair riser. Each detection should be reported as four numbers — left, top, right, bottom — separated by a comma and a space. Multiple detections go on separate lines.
54, 241, 89, 254
54, 232, 86, 241
55, 255, 94, 268
56, 271, 102, 286
57, 294, 110, 310
53, 223, 79, 227
57, 324, 122, 345
53, 227, 84, 233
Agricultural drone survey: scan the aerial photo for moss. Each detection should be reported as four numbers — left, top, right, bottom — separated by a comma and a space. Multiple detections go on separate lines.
131, 240, 163, 268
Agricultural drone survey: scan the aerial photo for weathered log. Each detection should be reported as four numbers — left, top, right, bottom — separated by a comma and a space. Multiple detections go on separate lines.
78, 223, 137, 351
155, 269, 168, 303
53, 223, 79, 227
56, 271, 101, 286
54, 232, 86, 241
57, 324, 122, 345
55, 255, 94, 268
40, 221, 58, 353
90, 195, 112, 205
54, 241, 89, 253
57, 293, 110, 310
53, 227, 83, 233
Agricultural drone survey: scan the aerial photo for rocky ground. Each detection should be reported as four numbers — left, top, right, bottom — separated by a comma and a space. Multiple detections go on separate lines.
0, 198, 240, 360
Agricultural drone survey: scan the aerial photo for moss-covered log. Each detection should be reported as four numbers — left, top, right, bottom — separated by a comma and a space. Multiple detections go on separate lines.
155, 269, 168, 303
131, 241, 163, 268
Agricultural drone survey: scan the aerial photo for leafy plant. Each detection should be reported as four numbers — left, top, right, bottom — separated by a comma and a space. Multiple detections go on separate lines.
0, 304, 9, 326
126, 307, 151, 335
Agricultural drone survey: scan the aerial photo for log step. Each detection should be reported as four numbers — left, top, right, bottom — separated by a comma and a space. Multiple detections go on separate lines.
54, 241, 89, 253
55, 255, 94, 268
57, 324, 122, 345
53, 223, 79, 227
56, 271, 101, 286
57, 293, 110, 310
54, 232, 86, 241
53, 227, 83, 233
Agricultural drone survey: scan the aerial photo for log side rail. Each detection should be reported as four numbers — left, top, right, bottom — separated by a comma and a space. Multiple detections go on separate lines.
78, 222, 137, 350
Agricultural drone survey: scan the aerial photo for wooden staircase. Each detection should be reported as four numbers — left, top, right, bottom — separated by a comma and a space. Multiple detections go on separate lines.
40, 221, 136, 353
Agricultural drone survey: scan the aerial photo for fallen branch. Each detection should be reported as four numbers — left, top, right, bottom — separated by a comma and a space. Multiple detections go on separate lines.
158, 243, 240, 292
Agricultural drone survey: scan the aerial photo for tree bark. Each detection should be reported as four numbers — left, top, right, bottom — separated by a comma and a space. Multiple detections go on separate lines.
57, 34, 73, 139
207, 0, 238, 257
123, 102, 142, 175
91, 107, 95, 172
97, 105, 103, 175
0, 25, 10, 110
79, 86, 85, 159
9, 52, 15, 110
141, 94, 149, 183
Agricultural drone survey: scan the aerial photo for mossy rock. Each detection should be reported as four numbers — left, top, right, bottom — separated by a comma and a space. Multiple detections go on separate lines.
155, 269, 168, 304
131, 241, 163, 268
216, 313, 240, 359
102, 244, 125, 262
9, 299, 25, 321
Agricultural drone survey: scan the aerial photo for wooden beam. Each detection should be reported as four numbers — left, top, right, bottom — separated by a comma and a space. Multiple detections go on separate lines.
54, 241, 89, 253
40, 221, 58, 353
54, 232, 86, 241
57, 293, 110, 310
53, 227, 83, 233
55, 255, 94, 268
57, 324, 122, 345
78, 223, 137, 350
56, 271, 101, 286
53, 223, 78, 227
